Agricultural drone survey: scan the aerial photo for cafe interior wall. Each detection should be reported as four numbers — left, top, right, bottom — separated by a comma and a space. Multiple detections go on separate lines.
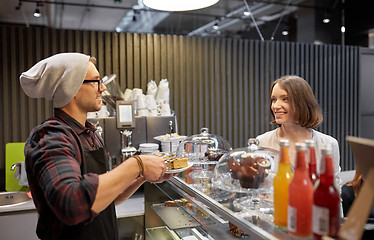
0, 24, 360, 191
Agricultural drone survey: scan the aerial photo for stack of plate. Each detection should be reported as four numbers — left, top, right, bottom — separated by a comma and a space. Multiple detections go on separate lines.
139, 143, 159, 155
161, 142, 179, 153
154, 134, 187, 153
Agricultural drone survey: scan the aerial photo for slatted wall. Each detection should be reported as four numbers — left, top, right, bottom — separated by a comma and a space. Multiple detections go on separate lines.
0, 24, 360, 174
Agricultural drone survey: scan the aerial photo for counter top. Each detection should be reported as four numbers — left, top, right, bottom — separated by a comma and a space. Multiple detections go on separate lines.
116, 191, 144, 218
0, 197, 35, 214
0, 191, 145, 218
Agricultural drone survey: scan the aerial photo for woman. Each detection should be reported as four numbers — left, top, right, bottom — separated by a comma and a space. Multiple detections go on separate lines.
341, 166, 374, 217
256, 75, 341, 178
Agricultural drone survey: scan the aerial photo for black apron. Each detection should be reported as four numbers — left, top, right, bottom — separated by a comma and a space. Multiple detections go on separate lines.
61, 148, 118, 240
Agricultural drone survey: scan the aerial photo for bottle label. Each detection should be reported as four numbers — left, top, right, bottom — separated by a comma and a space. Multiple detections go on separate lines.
288, 205, 297, 232
313, 205, 329, 235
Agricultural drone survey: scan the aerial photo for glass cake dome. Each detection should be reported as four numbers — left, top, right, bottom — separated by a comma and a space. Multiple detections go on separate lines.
212, 138, 279, 193
175, 127, 232, 164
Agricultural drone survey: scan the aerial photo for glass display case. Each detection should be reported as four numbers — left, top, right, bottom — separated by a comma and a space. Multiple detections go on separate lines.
145, 174, 293, 240
175, 128, 232, 164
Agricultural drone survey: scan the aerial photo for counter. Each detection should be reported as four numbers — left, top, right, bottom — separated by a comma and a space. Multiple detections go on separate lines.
145, 176, 292, 240
0, 191, 145, 218
144, 170, 367, 240
0, 191, 145, 240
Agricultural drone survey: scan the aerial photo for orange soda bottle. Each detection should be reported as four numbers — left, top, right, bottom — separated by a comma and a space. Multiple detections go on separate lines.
273, 139, 293, 228
288, 142, 314, 238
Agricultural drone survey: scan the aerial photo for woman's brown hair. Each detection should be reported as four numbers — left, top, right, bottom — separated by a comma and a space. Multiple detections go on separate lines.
269, 75, 323, 128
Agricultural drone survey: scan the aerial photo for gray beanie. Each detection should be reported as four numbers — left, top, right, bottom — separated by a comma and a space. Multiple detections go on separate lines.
20, 53, 90, 108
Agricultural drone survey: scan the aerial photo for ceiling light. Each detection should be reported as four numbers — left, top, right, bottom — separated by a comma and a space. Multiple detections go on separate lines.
213, 23, 219, 30
323, 12, 331, 24
341, 26, 346, 33
33, 8, 41, 18
282, 30, 288, 36
143, 0, 219, 11
323, 18, 330, 24
243, 11, 251, 16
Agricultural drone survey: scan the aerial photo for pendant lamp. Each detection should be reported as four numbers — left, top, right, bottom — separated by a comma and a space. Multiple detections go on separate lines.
143, 0, 219, 11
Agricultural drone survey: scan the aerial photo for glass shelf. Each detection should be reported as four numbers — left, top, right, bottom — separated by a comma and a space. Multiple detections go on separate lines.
145, 175, 293, 240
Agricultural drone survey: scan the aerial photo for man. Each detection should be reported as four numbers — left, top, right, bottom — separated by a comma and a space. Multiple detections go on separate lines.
20, 53, 170, 240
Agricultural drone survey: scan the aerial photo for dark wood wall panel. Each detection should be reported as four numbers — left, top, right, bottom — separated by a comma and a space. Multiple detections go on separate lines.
0, 25, 360, 177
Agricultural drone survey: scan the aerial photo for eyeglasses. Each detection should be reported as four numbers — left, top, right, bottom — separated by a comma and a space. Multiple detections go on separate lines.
83, 79, 103, 92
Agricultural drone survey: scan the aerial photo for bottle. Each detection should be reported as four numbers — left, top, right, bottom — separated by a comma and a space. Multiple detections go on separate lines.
305, 139, 318, 185
288, 142, 314, 238
273, 139, 293, 228
312, 144, 340, 239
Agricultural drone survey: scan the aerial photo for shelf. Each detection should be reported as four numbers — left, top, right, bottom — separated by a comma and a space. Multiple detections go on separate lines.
145, 176, 292, 240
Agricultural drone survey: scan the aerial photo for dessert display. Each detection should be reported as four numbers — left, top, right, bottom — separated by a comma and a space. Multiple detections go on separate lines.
176, 127, 232, 164
212, 138, 279, 193
158, 133, 181, 140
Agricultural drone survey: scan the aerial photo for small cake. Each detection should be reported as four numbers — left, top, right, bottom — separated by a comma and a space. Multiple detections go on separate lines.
227, 151, 245, 179
165, 157, 188, 169
235, 154, 271, 188
228, 222, 247, 237
164, 198, 188, 207
204, 149, 225, 161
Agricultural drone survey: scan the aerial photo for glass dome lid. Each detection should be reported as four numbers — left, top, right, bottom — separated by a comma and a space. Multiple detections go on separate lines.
175, 127, 232, 164
212, 138, 279, 193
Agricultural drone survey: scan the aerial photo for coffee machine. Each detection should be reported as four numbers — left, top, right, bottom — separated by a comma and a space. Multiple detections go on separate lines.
89, 115, 178, 168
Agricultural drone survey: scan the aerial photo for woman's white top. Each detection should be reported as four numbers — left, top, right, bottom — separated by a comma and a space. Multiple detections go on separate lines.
256, 128, 341, 185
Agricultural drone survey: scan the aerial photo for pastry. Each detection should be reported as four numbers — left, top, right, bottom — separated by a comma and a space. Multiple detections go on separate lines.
233, 154, 271, 188
228, 222, 247, 237
165, 157, 188, 169
204, 149, 225, 161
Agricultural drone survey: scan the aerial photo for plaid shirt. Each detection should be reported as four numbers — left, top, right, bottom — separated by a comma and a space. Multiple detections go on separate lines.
25, 108, 104, 239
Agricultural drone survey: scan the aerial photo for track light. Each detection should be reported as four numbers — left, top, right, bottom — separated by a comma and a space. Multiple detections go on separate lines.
323, 18, 330, 24
282, 30, 289, 36
323, 12, 331, 24
33, 8, 41, 18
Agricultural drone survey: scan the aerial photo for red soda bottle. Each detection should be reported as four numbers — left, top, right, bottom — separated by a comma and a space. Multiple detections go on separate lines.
288, 142, 314, 238
312, 144, 340, 239
306, 139, 318, 185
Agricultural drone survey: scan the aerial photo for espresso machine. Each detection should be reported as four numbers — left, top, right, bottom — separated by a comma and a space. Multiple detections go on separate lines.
89, 74, 178, 168
89, 115, 178, 168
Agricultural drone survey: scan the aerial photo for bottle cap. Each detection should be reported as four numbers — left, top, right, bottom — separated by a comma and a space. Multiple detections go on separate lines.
305, 139, 315, 147
279, 139, 290, 147
295, 142, 307, 151
321, 143, 333, 155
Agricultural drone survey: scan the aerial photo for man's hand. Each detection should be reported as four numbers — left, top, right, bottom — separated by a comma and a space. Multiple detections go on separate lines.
147, 173, 179, 183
